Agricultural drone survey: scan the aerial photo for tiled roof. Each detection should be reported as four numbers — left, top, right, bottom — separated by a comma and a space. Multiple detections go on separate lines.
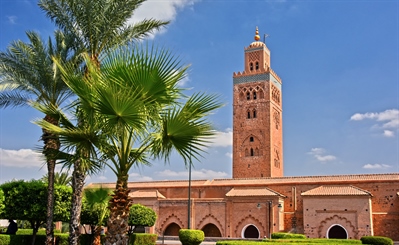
301, 185, 372, 196
226, 187, 284, 197
86, 173, 398, 189
129, 190, 165, 199
209, 173, 399, 186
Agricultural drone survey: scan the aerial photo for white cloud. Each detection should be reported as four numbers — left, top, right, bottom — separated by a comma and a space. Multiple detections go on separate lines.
363, 164, 392, 169
155, 168, 228, 180
127, 0, 198, 37
178, 75, 190, 87
7, 16, 17, 24
129, 172, 154, 182
209, 129, 232, 147
225, 152, 232, 159
307, 148, 336, 162
0, 148, 43, 168
350, 109, 399, 137
383, 130, 395, 137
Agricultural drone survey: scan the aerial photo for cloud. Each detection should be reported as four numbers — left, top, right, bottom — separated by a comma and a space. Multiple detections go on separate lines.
383, 130, 394, 137
209, 129, 233, 147
0, 148, 43, 168
129, 172, 154, 182
307, 148, 337, 162
127, 0, 198, 37
350, 109, 399, 137
177, 73, 190, 87
225, 152, 232, 159
363, 164, 392, 170
7, 16, 17, 24
155, 168, 228, 180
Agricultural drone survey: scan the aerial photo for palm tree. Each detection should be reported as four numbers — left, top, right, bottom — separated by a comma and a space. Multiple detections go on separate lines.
82, 187, 112, 245
41, 171, 73, 186
38, 0, 169, 67
0, 30, 78, 245
38, 44, 223, 245
38, 1, 169, 244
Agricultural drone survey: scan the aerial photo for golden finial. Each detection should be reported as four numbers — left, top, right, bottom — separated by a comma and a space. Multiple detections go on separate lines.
254, 26, 260, 41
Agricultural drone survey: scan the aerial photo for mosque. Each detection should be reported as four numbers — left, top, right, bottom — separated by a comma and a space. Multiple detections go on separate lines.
91, 28, 399, 240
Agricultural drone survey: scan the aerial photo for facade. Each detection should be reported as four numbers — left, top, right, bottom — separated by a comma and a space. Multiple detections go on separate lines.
88, 28, 399, 240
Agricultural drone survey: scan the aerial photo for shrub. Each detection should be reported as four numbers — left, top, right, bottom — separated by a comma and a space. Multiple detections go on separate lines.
179, 229, 205, 245
129, 233, 157, 245
361, 236, 393, 245
16, 228, 61, 235
0, 235, 10, 245
271, 233, 306, 239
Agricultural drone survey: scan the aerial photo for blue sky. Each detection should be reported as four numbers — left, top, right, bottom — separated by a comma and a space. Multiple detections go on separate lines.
0, 0, 398, 184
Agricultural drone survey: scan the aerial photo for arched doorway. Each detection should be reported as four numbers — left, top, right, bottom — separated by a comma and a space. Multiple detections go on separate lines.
164, 222, 181, 236
327, 225, 348, 239
242, 225, 259, 238
202, 223, 222, 237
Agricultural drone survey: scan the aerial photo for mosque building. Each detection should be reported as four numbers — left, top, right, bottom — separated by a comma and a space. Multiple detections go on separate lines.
90, 28, 399, 240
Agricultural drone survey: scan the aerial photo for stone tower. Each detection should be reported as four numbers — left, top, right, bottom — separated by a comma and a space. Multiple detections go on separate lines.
232, 27, 283, 178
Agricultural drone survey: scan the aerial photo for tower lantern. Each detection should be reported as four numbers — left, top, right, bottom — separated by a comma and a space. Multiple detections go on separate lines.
232, 27, 283, 178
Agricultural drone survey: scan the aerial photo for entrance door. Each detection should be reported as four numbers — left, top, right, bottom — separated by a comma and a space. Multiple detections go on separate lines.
328, 225, 347, 239
243, 225, 259, 238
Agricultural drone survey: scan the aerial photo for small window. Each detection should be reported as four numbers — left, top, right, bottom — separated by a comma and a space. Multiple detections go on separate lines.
255, 62, 259, 70
253, 92, 257, 100
246, 92, 250, 100
250, 148, 254, 156
250, 137, 254, 142
249, 63, 253, 71
247, 111, 251, 119
253, 110, 257, 118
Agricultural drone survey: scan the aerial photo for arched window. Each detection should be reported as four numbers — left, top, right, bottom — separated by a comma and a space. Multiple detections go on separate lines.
255, 62, 259, 70
249, 63, 253, 71
253, 91, 257, 100
249, 136, 254, 142
250, 148, 254, 156
247, 111, 251, 119
246, 92, 250, 100
253, 110, 257, 118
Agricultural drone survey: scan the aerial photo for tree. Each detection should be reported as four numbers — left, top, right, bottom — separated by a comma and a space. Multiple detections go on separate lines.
38, 1, 169, 244
81, 187, 112, 245
128, 204, 157, 235
0, 30, 78, 245
38, 44, 223, 245
41, 171, 72, 186
0, 180, 71, 245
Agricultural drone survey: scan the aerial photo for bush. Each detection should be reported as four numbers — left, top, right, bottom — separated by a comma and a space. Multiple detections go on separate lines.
271, 233, 306, 239
179, 229, 205, 245
16, 228, 61, 235
129, 233, 157, 245
361, 236, 393, 245
0, 233, 67, 245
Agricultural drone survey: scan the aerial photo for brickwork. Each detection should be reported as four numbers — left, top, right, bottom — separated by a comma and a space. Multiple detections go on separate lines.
232, 38, 283, 178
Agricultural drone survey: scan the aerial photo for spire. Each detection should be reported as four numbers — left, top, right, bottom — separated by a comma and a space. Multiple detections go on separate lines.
254, 26, 261, 41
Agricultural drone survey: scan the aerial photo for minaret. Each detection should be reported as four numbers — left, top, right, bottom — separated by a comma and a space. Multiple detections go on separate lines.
232, 27, 283, 178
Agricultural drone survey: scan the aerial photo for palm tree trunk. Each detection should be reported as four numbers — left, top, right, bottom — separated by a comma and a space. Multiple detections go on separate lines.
68, 160, 86, 245
42, 115, 60, 245
92, 226, 103, 245
104, 175, 132, 245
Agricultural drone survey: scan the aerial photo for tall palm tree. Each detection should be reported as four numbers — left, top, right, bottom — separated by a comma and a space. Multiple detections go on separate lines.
38, 44, 223, 245
38, 0, 169, 67
38, 1, 169, 244
0, 30, 78, 245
